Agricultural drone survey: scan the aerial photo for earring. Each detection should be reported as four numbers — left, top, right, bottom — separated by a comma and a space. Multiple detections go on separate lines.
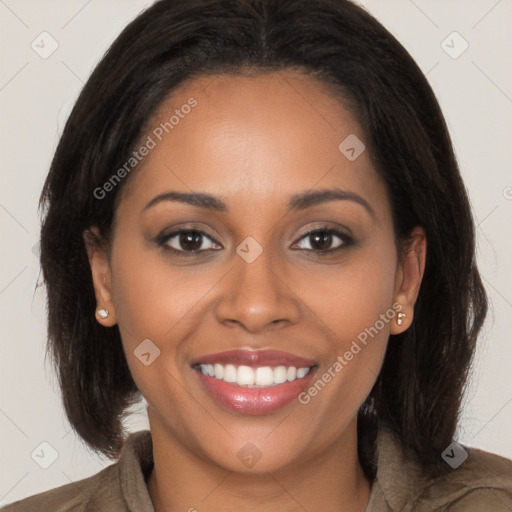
97, 308, 109, 319
397, 312, 406, 326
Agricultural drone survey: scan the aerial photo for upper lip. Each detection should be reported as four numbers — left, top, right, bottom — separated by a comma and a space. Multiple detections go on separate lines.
191, 349, 317, 368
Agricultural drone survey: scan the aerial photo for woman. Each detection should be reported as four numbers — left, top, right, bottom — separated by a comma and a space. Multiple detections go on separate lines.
3, 0, 511, 510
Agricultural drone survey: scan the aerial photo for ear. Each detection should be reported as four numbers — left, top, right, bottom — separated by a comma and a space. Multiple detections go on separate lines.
390, 226, 427, 335
83, 227, 117, 326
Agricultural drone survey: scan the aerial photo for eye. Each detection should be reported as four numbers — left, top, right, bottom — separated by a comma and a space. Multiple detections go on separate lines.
292, 227, 353, 254
157, 229, 222, 254
156, 226, 352, 257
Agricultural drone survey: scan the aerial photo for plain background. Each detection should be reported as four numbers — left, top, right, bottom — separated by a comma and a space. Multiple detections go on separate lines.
1, 0, 511, 505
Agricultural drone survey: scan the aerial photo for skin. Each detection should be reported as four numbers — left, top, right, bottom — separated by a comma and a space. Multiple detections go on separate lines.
85, 70, 426, 512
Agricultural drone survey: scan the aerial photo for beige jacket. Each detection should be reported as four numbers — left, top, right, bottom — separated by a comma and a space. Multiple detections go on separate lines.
3, 428, 512, 511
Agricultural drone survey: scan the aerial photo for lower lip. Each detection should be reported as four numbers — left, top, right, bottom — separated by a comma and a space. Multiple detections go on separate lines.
194, 367, 318, 414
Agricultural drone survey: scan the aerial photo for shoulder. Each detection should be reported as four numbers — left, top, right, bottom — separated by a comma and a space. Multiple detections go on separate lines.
1, 430, 154, 512
419, 445, 512, 511
371, 426, 512, 511
0, 462, 120, 512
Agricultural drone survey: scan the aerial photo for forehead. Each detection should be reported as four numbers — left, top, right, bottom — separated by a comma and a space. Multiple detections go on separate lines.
117, 70, 388, 216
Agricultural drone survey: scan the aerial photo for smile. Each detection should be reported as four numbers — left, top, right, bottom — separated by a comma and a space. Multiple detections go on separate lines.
195, 363, 314, 387
191, 349, 318, 414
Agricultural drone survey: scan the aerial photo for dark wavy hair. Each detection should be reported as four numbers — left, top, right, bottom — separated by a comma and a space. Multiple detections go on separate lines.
39, 0, 487, 479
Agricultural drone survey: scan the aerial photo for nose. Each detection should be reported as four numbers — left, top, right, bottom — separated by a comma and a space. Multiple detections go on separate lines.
214, 246, 301, 333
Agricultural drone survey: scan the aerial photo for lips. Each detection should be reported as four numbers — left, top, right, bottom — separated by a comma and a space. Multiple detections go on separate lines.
190, 348, 317, 368
191, 349, 318, 414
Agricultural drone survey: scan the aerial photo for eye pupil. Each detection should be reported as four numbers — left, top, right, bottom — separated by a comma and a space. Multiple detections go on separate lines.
311, 231, 332, 250
161, 227, 347, 255
180, 230, 202, 251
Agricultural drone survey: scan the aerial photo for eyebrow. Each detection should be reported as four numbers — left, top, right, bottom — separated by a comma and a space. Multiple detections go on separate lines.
143, 187, 375, 217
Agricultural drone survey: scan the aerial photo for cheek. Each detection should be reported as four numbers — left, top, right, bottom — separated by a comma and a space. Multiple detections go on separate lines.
109, 244, 204, 412
110, 241, 205, 345
297, 260, 396, 432
305, 242, 398, 338
299, 238, 397, 398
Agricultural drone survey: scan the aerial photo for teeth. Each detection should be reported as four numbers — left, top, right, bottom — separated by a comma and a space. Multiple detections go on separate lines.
273, 366, 288, 384
214, 363, 224, 379
223, 364, 237, 383
237, 365, 254, 386
255, 366, 274, 386
287, 366, 297, 381
197, 363, 313, 387
296, 367, 309, 379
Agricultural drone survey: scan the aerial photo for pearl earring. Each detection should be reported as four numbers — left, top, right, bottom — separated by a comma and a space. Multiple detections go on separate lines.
397, 312, 406, 326
97, 308, 109, 319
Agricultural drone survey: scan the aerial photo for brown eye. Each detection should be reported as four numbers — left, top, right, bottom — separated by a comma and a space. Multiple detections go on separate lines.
293, 228, 353, 254
177, 230, 203, 251
158, 229, 221, 253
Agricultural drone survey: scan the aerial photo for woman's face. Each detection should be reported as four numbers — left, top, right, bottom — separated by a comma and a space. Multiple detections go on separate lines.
87, 70, 425, 473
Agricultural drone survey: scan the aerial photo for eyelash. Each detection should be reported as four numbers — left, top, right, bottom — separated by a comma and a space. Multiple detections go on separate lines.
156, 226, 354, 257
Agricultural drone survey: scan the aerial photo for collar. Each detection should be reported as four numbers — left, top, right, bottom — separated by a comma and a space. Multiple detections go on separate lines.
368, 425, 512, 511
117, 428, 512, 512
119, 430, 155, 511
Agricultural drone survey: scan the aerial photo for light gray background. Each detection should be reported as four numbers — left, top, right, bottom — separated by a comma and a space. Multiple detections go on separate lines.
1, 0, 511, 505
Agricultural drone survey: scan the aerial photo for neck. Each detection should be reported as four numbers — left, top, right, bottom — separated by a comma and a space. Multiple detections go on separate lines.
146, 410, 371, 512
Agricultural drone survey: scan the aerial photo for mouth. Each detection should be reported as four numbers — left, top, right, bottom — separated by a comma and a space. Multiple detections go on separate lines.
191, 349, 318, 414
192, 362, 316, 387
